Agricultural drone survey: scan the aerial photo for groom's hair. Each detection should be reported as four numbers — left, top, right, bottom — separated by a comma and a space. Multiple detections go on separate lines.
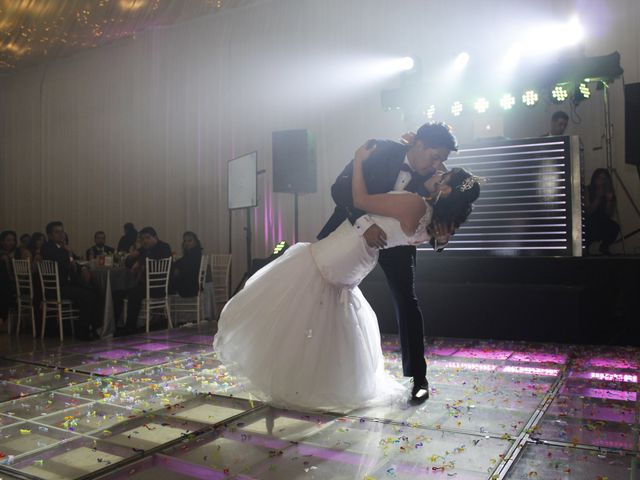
433, 168, 480, 228
415, 122, 458, 152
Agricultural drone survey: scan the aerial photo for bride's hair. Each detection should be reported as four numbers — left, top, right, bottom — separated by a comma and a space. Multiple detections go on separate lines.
432, 168, 481, 228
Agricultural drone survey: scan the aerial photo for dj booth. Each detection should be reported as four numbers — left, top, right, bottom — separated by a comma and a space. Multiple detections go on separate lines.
361, 135, 640, 346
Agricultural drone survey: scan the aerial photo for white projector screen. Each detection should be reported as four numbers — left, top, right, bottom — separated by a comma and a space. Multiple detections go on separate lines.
228, 151, 257, 210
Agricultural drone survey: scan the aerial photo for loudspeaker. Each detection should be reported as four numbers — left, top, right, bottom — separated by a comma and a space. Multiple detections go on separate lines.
625, 83, 640, 165
272, 129, 316, 193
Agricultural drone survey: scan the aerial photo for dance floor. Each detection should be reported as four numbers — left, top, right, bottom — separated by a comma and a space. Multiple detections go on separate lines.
0, 324, 638, 479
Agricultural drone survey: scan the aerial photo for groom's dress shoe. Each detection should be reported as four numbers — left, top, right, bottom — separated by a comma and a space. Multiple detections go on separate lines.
411, 377, 429, 403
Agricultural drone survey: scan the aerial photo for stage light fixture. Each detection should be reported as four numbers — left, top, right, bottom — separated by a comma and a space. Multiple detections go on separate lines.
451, 101, 463, 116
375, 56, 417, 76
424, 104, 435, 119
578, 82, 591, 98
397, 56, 415, 72
522, 90, 539, 106
473, 97, 489, 113
499, 93, 516, 110
551, 84, 569, 103
271, 240, 289, 256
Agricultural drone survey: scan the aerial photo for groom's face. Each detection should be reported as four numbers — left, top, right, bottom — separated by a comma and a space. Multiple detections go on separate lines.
409, 142, 450, 176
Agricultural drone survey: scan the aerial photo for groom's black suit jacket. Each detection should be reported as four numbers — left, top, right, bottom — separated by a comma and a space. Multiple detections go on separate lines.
317, 140, 428, 240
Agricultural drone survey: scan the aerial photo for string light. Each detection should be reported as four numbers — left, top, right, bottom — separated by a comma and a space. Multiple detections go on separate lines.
0, 0, 219, 70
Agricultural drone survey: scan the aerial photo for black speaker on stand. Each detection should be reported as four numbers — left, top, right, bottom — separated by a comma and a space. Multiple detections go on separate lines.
625, 83, 640, 166
621, 83, 640, 241
272, 129, 316, 242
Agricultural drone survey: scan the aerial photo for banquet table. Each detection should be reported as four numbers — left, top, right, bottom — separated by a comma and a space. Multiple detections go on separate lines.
89, 266, 137, 338
89, 265, 217, 338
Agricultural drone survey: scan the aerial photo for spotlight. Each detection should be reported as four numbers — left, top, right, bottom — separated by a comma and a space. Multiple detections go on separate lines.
578, 82, 591, 98
453, 52, 470, 71
551, 84, 569, 103
522, 16, 585, 55
397, 56, 415, 72
451, 101, 463, 116
499, 93, 516, 110
250, 241, 290, 276
271, 240, 289, 257
375, 56, 417, 76
424, 104, 436, 119
473, 98, 490, 113
522, 90, 539, 106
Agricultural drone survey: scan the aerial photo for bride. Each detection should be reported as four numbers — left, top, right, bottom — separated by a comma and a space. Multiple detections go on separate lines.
213, 140, 480, 411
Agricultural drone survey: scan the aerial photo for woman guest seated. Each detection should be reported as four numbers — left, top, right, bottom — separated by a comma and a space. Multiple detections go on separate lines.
16, 233, 31, 260
171, 231, 204, 297
585, 168, 620, 255
23, 232, 46, 268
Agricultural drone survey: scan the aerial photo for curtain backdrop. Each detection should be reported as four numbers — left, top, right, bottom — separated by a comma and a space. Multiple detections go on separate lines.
2, 0, 639, 285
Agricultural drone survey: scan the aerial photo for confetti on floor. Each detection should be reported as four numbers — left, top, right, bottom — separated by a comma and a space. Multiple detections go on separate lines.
0, 325, 637, 479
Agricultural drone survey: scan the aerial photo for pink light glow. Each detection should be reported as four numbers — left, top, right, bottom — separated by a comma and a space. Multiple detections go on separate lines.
562, 386, 637, 402
428, 347, 459, 356
502, 366, 559, 377
585, 372, 638, 383
454, 349, 513, 360
510, 352, 567, 364
585, 358, 639, 370
432, 361, 498, 372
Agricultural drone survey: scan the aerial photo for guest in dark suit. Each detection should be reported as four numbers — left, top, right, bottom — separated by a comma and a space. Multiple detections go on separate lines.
86, 231, 115, 259
41, 221, 100, 340
115, 226, 172, 335
318, 122, 458, 403
117, 223, 138, 253
171, 231, 203, 297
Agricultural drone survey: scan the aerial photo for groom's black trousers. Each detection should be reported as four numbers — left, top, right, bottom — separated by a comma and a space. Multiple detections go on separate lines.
378, 245, 427, 380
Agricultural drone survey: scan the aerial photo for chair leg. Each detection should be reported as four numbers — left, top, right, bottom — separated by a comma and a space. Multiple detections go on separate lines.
57, 305, 64, 342
41, 304, 47, 340
145, 303, 150, 333
7, 310, 12, 336
30, 306, 36, 338
196, 295, 201, 324
165, 301, 173, 329
16, 305, 22, 336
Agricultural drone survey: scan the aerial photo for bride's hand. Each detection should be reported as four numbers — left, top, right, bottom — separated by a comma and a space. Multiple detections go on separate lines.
400, 131, 416, 145
354, 140, 377, 164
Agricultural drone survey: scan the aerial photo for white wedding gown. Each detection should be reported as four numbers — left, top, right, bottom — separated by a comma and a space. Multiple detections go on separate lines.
213, 195, 432, 410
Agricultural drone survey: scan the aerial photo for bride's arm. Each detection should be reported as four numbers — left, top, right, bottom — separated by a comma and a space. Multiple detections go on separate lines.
352, 141, 426, 231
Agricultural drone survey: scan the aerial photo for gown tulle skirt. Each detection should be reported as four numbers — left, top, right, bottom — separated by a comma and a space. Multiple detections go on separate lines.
213, 243, 405, 411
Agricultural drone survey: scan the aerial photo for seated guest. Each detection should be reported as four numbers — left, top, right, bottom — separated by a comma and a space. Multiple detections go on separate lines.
24, 232, 46, 267
585, 168, 620, 255
117, 223, 138, 253
16, 233, 31, 259
41, 221, 100, 339
0, 230, 18, 330
171, 231, 203, 297
115, 227, 171, 335
86, 231, 115, 259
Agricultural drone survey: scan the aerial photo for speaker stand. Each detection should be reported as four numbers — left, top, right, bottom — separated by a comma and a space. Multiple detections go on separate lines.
602, 81, 640, 250
233, 207, 253, 295
293, 192, 299, 243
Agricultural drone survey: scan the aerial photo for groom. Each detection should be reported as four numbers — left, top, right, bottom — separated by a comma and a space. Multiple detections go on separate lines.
318, 122, 457, 403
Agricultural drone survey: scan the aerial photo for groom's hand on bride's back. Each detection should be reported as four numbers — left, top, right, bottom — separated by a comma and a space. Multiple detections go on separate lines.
364, 224, 387, 249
